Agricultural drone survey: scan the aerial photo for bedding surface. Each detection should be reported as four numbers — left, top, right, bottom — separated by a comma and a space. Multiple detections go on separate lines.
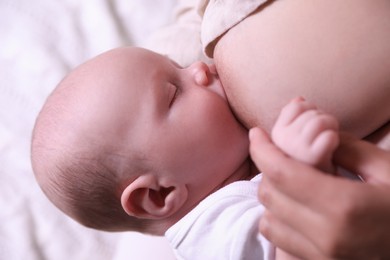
0, 0, 178, 259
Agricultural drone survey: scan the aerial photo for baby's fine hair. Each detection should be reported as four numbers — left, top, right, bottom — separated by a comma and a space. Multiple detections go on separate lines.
30, 75, 154, 234
32, 126, 159, 234
35, 151, 151, 232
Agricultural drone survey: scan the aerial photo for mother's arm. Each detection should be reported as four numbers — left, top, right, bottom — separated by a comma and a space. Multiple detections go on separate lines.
214, 0, 390, 137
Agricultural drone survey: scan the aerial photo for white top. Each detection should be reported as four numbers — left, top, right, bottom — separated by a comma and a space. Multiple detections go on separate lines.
165, 174, 275, 260
198, 0, 269, 57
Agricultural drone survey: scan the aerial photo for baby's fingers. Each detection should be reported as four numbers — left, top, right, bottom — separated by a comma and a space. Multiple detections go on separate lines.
311, 130, 339, 162
301, 113, 339, 145
274, 97, 317, 128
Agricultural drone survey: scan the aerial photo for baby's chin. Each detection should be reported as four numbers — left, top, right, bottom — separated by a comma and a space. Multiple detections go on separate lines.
210, 81, 227, 102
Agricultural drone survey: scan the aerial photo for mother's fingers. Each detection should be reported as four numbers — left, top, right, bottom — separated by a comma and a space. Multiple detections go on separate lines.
250, 127, 362, 251
250, 127, 341, 210
259, 210, 327, 260
251, 127, 390, 259
258, 176, 327, 250
249, 127, 286, 172
335, 132, 390, 185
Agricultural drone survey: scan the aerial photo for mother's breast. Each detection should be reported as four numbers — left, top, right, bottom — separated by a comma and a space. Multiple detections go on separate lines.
214, 0, 390, 137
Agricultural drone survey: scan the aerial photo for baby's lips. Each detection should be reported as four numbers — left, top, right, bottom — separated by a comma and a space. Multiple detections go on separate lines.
204, 63, 226, 101
194, 69, 209, 86
209, 63, 218, 76
208, 78, 227, 101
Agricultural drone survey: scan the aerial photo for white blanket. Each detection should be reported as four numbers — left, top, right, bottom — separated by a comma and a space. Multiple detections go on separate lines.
0, 0, 178, 259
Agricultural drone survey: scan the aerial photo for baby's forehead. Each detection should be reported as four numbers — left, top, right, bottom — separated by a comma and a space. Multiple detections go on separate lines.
48, 47, 170, 152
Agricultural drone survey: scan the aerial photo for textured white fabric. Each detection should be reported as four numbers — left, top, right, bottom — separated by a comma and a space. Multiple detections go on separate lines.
198, 0, 269, 58
166, 174, 275, 260
0, 0, 176, 259
145, 0, 211, 67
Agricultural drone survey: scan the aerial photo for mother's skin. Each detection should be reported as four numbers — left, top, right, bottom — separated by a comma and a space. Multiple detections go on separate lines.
214, 1, 389, 258
214, 0, 390, 139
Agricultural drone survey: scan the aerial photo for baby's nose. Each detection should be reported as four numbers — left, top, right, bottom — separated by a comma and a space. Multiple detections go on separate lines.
188, 61, 210, 86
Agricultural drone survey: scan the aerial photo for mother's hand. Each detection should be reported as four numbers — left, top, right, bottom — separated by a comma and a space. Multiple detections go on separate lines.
249, 127, 390, 259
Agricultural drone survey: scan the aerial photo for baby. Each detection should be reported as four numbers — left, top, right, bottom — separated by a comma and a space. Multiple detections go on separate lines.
31, 47, 338, 259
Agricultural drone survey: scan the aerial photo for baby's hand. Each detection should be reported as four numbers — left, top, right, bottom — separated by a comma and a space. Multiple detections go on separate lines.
271, 97, 339, 172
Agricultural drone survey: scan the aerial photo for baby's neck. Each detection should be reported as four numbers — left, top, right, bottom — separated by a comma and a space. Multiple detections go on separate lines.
365, 121, 390, 151
218, 157, 258, 189
153, 158, 257, 235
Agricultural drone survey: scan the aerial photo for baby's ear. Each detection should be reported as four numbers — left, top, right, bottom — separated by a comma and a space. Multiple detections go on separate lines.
121, 175, 188, 219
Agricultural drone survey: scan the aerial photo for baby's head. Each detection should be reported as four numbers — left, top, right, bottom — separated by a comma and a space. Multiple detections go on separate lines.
31, 47, 251, 235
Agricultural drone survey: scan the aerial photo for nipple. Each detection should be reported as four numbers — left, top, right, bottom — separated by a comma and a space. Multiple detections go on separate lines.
194, 70, 209, 86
